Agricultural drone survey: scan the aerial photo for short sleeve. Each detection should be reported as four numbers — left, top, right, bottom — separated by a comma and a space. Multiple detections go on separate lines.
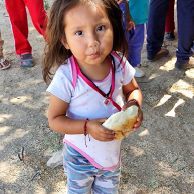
46, 65, 73, 103
122, 60, 136, 85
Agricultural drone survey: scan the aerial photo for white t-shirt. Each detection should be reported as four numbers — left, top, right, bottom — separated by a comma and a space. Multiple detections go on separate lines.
47, 52, 135, 171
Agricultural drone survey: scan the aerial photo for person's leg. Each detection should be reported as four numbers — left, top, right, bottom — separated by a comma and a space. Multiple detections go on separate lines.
128, 24, 145, 67
92, 168, 120, 194
128, 24, 145, 77
63, 144, 96, 194
5, 0, 32, 55
175, 0, 194, 69
165, 0, 175, 41
165, 0, 175, 33
25, 0, 47, 37
147, 0, 169, 59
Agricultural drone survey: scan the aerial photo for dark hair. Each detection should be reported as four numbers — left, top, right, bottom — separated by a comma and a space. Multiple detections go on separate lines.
43, 0, 127, 83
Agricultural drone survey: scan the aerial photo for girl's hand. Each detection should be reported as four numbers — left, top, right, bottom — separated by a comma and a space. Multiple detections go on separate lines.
87, 119, 115, 141
127, 20, 135, 31
122, 100, 143, 129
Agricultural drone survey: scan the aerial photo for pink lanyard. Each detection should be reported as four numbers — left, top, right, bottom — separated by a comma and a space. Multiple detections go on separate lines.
73, 56, 121, 111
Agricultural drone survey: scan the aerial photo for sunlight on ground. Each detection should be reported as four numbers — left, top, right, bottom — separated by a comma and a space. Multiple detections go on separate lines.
1, 128, 28, 145
52, 181, 67, 194
10, 96, 32, 104
148, 57, 176, 80
170, 79, 194, 98
165, 99, 185, 117
130, 146, 145, 157
17, 79, 43, 88
185, 69, 194, 79
0, 162, 21, 183
0, 114, 12, 123
148, 73, 160, 80
185, 175, 194, 184
156, 161, 180, 177
0, 126, 11, 135
0, 145, 4, 151
159, 57, 176, 71
33, 186, 47, 194
11, 128, 29, 139
138, 129, 150, 138
44, 98, 49, 117
155, 94, 172, 107
43, 94, 49, 105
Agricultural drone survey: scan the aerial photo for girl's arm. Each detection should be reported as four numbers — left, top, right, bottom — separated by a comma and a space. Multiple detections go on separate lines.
123, 78, 143, 107
48, 95, 115, 141
122, 78, 143, 128
48, 95, 85, 134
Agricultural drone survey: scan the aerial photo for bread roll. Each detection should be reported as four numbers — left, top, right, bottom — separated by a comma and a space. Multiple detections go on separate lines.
103, 105, 138, 140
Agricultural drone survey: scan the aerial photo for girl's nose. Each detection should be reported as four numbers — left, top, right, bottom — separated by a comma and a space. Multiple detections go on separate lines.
87, 39, 100, 55
88, 33, 100, 48
88, 40, 100, 48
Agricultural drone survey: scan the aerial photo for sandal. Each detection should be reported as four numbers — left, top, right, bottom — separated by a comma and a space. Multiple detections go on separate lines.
0, 58, 11, 70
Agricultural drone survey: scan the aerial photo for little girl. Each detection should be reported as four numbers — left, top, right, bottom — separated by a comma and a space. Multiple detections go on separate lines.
43, 0, 143, 193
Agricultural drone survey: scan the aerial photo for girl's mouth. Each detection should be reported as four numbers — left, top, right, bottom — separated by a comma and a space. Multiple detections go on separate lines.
88, 52, 100, 59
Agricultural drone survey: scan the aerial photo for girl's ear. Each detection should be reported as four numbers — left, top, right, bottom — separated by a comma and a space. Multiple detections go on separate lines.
61, 37, 70, 49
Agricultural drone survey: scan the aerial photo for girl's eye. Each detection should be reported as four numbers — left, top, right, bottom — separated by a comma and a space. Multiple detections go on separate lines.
75, 31, 83, 36
96, 25, 105, 32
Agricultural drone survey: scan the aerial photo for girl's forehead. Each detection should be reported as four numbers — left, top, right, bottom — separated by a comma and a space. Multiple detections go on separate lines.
64, 2, 109, 24
67, 2, 107, 17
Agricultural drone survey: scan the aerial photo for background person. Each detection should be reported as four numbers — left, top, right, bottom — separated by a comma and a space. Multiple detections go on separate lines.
5, 0, 47, 67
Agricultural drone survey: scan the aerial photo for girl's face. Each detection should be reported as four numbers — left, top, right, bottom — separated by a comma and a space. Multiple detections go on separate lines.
62, 3, 114, 67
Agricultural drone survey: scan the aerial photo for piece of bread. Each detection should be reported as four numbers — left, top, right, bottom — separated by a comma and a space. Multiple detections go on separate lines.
102, 105, 138, 140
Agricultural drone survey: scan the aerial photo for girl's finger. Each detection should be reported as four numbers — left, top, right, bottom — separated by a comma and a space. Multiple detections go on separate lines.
99, 132, 115, 140
102, 136, 115, 141
103, 129, 115, 134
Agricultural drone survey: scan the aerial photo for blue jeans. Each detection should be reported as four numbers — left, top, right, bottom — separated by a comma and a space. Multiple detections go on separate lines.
176, 0, 194, 61
63, 144, 121, 194
119, 2, 145, 67
127, 24, 145, 67
147, 0, 169, 58
147, 0, 194, 61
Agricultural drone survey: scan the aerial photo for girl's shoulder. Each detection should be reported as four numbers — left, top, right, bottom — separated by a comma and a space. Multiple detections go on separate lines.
46, 59, 74, 103
49, 58, 75, 90
54, 59, 72, 80
111, 51, 135, 81
111, 51, 128, 71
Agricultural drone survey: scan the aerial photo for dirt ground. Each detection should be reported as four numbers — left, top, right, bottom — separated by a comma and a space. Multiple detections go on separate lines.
0, 1, 194, 194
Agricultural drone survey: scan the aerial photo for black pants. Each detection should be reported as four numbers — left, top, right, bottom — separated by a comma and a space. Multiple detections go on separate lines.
176, 0, 194, 61
147, 0, 194, 61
